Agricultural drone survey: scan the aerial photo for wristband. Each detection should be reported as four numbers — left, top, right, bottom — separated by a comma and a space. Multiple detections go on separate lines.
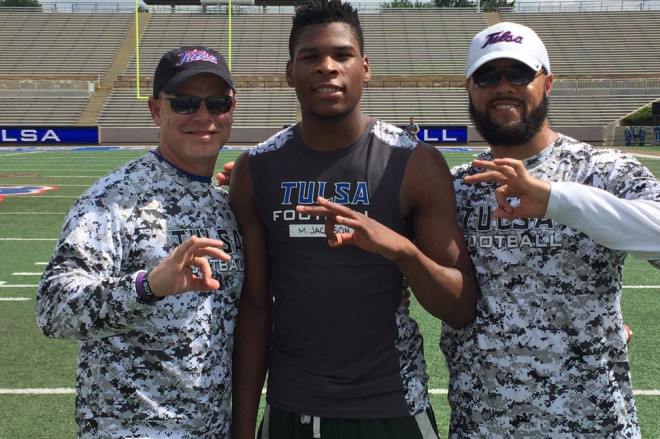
135, 270, 164, 304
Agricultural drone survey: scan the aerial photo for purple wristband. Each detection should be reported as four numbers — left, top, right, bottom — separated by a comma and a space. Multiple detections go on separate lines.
135, 271, 148, 300
135, 270, 163, 303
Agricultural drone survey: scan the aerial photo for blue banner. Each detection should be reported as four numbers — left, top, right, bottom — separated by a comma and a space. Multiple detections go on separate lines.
416, 126, 468, 144
0, 127, 99, 144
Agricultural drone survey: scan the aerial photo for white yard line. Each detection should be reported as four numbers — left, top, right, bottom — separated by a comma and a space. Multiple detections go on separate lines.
3, 388, 660, 396
0, 238, 57, 241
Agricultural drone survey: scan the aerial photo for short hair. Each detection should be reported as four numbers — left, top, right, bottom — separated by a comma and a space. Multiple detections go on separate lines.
289, 0, 364, 59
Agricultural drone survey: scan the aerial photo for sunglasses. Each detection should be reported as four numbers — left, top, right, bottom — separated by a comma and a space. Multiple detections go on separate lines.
164, 95, 234, 115
472, 65, 541, 89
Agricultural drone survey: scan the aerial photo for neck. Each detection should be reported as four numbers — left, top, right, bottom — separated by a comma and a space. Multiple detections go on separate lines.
155, 147, 215, 178
490, 125, 559, 160
297, 112, 371, 152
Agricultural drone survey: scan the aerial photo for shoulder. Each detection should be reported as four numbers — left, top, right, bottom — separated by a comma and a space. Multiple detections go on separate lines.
79, 153, 155, 203
250, 126, 296, 157
548, 135, 660, 198
553, 135, 647, 171
371, 120, 419, 150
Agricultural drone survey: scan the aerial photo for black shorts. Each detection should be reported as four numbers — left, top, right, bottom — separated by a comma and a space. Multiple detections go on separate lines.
258, 404, 439, 439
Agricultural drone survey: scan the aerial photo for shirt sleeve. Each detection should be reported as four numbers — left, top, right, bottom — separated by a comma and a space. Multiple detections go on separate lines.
546, 181, 660, 261
36, 197, 154, 341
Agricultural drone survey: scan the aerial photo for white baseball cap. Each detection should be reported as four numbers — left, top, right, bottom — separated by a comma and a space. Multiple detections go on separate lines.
465, 22, 550, 80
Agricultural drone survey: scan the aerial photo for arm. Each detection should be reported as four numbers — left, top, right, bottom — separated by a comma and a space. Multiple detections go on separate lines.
36, 201, 228, 340
297, 145, 478, 328
546, 182, 660, 260
398, 144, 478, 327
230, 152, 273, 439
466, 158, 660, 261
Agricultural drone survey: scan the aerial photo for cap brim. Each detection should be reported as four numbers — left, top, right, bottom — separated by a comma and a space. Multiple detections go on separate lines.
466, 51, 544, 80
161, 69, 236, 95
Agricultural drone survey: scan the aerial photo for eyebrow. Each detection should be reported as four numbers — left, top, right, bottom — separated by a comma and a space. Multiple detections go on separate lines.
296, 44, 358, 55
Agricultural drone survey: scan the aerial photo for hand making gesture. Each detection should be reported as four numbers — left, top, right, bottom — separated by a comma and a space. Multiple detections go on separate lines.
148, 236, 231, 297
465, 158, 552, 220
296, 196, 412, 261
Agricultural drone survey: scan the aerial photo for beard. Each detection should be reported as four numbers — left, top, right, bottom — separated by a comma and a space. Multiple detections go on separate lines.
469, 94, 549, 147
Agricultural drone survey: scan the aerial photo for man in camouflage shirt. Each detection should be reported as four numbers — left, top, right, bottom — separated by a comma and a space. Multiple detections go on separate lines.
442, 22, 660, 437
36, 46, 244, 438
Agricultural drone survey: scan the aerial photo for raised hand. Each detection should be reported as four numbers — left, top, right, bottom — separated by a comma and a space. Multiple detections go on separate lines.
465, 158, 551, 219
296, 196, 411, 261
147, 236, 231, 297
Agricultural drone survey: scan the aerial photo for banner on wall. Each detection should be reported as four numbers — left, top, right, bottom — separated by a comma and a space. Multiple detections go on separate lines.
415, 126, 468, 144
0, 127, 100, 145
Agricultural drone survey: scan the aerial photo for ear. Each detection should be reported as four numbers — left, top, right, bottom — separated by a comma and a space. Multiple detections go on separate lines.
543, 72, 554, 97
286, 59, 294, 87
148, 97, 162, 126
362, 56, 371, 83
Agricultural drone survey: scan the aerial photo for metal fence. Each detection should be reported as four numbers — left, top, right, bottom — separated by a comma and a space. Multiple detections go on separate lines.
2, 0, 658, 14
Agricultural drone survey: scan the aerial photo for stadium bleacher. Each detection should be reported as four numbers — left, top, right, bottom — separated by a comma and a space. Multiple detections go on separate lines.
0, 12, 133, 79
0, 7, 659, 143
499, 11, 660, 76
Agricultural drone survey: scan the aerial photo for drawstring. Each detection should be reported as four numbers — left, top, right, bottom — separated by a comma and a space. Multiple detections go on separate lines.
300, 414, 321, 438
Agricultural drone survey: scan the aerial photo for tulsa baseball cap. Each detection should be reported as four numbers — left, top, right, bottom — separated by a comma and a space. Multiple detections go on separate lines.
152, 46, 236, 98
465, 22, 550, 80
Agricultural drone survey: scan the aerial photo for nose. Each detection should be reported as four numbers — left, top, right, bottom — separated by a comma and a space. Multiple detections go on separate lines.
316, 55, 339, 74
191, 99, 213, 119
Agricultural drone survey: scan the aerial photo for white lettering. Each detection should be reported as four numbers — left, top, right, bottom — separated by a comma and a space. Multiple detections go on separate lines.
468, 233, 563, 249
0, 129, 62, 143
1, 130, 17, 142
41, 130, 60, 142
421, 130, 457, 142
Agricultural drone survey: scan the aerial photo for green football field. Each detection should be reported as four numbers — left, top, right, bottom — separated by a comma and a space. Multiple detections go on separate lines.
0, 145, 658, 438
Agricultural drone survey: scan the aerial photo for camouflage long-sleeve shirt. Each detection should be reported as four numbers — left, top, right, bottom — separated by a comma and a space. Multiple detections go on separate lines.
443, 135, 660, 438
36, 151, 244, 439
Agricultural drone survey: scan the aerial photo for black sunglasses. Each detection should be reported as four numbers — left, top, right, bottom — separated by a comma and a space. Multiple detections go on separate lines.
472, 65, 541, 89
164, 95, 234, 115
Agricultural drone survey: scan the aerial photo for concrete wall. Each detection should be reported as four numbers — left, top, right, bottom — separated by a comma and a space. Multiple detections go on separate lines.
101, 125, 608, 146
467, 126, 605, 145
100, 126, 285, 145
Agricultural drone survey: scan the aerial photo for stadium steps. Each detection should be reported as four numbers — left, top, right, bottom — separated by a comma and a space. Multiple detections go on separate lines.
0, 92, 89, 125
78, 13, 149, 126
0, 12, 133, 79
96, 87, 298, 128
499, 11, 660, 77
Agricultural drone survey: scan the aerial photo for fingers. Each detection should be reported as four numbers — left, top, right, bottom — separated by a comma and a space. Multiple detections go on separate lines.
493, 186, 514, 216
216, 162, 235, 186
296, 197, 361, 247
296, 196, 357, 218
464, 159, 521, 186
216, 172, 228, 186
176, 236, 231, 262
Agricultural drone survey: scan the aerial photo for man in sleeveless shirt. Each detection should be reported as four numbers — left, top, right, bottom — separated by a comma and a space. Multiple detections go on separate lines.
229, 1, 478, 438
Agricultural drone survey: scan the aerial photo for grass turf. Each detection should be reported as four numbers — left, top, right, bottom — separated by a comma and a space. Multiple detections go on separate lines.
0, 146, 658, 438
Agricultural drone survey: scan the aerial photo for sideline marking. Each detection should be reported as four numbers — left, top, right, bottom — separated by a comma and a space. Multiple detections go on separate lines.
0, 238, 57, 241
0, 388, 75, 394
